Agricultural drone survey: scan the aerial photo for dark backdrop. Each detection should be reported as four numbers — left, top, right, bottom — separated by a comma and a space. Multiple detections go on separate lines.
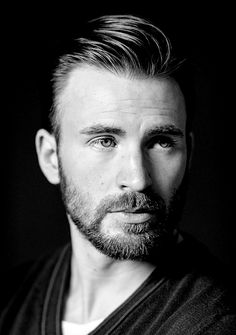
2, 3, 235, 272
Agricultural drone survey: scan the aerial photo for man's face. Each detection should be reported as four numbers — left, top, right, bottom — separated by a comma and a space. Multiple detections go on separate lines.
57, 66, 188, 260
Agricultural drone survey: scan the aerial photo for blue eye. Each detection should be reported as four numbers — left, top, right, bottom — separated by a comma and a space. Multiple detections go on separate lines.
148, 136, 176, 149
99, 138, 116, 148
90, 137, 117, 150
158, 139, 174, 148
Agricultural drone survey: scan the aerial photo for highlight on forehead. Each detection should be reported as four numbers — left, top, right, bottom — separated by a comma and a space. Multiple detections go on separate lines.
47, 14, 199, 144
79, 123, 185, 138
53, 72, 187, 144
49, 15, 184, 139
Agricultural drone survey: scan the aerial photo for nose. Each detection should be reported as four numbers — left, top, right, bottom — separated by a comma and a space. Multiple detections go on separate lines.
116, 148, 152, 192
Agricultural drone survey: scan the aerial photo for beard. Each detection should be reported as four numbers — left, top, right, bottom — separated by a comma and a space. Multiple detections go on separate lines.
59, 163, 187, 261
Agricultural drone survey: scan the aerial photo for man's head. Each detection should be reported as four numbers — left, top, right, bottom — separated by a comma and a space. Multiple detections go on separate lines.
36, 15, 193, 260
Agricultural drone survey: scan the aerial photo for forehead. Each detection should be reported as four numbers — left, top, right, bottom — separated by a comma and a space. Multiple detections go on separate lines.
58, 66, 186, 131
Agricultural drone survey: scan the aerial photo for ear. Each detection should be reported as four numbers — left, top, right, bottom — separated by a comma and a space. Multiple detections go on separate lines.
186, 131, 194, 169
35, 129, 60, 184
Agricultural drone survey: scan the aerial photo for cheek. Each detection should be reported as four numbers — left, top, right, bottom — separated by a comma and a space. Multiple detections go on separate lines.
59, 145, 112, 194
150, 152, 187, 197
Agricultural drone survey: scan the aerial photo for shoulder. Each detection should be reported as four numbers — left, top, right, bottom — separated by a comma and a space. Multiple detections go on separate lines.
0, 244, 70, 313
168, 233, 236, 299
0, 260, 35, 310
176, 232, 235, 287
160, 233, 236, 332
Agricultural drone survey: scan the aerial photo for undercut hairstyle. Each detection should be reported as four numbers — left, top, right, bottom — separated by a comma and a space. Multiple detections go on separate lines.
40, 15, 196, 141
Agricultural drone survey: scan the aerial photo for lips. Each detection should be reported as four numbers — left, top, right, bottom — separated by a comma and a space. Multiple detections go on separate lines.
109, 208, 156, 214
108, 211, 155, 224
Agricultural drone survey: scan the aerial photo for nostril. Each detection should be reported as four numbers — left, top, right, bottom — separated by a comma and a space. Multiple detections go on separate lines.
116, 159, 152, 192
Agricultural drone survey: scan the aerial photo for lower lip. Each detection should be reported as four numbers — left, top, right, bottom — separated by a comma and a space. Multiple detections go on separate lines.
109, 212, 154, 224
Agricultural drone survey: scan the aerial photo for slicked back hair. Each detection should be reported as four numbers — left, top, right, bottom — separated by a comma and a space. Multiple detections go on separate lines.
45, 15, 195, 141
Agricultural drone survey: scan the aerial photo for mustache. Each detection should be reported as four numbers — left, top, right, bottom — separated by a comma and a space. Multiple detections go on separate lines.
98, 191, 166, 213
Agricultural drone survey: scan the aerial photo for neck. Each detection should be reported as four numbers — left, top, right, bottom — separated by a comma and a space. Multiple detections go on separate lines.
64, 219, 156, 324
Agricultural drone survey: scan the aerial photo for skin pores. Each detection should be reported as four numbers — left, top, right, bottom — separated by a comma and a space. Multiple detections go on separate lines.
56, 66, 187, 259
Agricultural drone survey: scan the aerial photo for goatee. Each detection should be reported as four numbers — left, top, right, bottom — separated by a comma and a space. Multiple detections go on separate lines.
59, 163, 188, 261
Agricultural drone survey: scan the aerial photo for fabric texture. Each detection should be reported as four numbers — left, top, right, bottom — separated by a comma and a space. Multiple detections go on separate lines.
1, 234, 236, 334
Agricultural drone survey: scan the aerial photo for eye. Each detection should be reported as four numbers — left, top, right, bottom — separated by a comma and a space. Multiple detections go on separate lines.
90, 136, 117, 150
158, 138, 174, 148
148, 136, 176, 149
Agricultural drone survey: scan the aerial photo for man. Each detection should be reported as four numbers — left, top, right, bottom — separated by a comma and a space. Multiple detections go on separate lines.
1, 15, 235, 334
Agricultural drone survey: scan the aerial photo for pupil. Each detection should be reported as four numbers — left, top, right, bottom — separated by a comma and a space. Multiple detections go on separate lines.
103, 139, 111, 147
161, 142, 168, 147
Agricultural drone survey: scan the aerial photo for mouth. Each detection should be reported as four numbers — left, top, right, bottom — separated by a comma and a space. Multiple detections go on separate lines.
108, 210, 156, 224
110, 208, 156, 214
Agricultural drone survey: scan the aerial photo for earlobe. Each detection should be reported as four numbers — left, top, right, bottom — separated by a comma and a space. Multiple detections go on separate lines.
35, 129, 60, 185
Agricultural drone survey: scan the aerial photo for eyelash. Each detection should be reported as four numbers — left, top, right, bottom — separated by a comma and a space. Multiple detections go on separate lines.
89, 135, 177, 151
89, 136, 117, 150
148, 136, 177, 149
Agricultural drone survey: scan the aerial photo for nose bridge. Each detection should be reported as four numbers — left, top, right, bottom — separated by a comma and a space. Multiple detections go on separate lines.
116, 144, 152, 191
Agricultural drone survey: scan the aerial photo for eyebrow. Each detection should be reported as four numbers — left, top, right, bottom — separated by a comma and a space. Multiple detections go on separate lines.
80, 125, 126, 136
145, 125, 184, 138
79, 124, 184, 138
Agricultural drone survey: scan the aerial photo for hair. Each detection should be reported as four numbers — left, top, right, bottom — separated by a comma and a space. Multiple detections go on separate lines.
41, 15, 196, 140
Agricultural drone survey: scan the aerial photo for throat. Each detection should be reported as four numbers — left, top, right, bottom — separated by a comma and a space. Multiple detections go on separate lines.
63, 255, 156, 324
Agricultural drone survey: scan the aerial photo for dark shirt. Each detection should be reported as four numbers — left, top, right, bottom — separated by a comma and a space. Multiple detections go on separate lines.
1, 234, 236, 334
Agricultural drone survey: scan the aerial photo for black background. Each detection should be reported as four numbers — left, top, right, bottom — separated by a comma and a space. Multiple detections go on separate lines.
2, 3, 235, 272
